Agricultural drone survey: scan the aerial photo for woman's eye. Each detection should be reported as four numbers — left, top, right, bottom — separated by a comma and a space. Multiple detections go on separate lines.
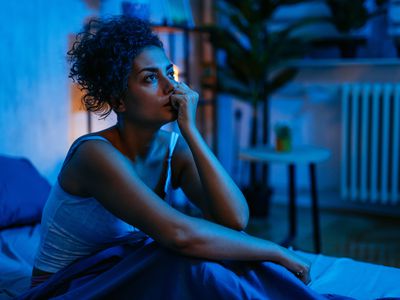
144, 74, 158, 82
168, 71, 175, 79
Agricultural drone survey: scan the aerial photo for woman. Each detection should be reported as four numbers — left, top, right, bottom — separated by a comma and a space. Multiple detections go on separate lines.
29, 16, 314, 298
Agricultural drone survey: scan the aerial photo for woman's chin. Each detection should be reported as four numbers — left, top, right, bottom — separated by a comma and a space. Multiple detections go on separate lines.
162, 110, 178, 123
169, 112, 178, 122
168, 108, 178, 117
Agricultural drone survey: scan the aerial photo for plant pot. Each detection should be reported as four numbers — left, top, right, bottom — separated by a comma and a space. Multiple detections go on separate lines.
274, 123, 291, 152
242, 185, 273, 218
276, 137, 291, 152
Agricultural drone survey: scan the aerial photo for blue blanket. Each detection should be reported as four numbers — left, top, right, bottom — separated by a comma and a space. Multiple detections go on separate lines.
17, 238, 355, 300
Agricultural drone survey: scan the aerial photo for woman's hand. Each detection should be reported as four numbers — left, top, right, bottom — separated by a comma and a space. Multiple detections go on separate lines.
280, 248, 312, 285
170, 82, 199, 134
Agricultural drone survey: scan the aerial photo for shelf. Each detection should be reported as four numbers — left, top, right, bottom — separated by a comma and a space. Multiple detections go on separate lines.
290, 58, 400, 68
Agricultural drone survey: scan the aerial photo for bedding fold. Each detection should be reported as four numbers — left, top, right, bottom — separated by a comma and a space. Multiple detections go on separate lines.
16, 238, 353, 300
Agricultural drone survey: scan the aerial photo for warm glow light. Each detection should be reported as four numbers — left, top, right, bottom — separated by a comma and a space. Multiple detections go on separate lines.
173, 64, 180, 81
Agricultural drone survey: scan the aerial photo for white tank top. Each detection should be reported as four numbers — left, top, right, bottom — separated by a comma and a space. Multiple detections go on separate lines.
34, 131, 179, 273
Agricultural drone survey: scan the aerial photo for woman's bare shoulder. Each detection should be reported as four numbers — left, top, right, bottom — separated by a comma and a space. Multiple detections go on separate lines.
77, 126, 118, 143
59, 133, 126, 197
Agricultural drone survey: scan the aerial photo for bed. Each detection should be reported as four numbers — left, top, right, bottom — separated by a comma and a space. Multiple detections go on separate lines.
1, 155, 400, 300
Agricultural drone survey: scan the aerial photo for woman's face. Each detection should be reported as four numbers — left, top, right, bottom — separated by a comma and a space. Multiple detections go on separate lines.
121, 46, 178, 127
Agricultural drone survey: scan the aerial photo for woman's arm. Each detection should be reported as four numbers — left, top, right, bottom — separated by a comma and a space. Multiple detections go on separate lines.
70, 140, 310, 284
171, 215, 311, 284
171, 82, 249, 230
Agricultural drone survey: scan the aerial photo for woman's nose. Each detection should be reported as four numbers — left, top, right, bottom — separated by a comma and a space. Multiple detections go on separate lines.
165, 78, 177, 94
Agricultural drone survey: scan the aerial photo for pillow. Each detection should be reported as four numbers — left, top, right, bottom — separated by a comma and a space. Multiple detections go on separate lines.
0, 155, 51, 229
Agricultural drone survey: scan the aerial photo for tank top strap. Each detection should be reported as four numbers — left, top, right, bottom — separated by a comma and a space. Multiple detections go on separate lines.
164, 132, 180, 196
59, 136, 112, 177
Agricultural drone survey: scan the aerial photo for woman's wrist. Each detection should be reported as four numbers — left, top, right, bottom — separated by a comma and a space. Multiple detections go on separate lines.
273, 246, 300, 271
271, 244, 290, 264
277, 246, 311, 281
180, 123, 199, 141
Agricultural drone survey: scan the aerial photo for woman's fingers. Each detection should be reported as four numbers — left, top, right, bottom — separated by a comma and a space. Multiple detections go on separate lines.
169, 81, 199, 133
296, 260, 311, 285
282, 247, 312, 285
170, 81, 198, 106
296, 267, 311, 285
172, 82, 189, 94
178, 81, 191, 90
170, 94, 185, 109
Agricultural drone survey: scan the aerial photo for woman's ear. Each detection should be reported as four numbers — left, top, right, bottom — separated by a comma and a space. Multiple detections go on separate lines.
112, 99, 126, 113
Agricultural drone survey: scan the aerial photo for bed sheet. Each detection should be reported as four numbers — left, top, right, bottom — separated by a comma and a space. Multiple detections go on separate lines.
0, 225, 399, 300
298, 251, 400, 299
0, 225, 40, 300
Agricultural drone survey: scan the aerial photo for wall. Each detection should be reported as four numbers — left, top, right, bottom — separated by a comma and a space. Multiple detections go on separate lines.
0, 1, 93, 183
217, 59, 400, 205
0, 0, 206, 185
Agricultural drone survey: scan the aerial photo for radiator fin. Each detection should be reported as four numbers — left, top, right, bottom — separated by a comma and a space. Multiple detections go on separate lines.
341, 83, 400, 204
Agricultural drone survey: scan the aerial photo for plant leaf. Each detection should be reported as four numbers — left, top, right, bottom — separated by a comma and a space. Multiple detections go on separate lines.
267, 67, 298, 95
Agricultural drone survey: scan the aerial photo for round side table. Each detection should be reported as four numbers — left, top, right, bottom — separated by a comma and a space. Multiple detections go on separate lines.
239, 146, 331, 253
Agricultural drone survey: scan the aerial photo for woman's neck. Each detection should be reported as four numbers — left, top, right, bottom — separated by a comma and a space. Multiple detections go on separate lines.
115, 121, 160, 161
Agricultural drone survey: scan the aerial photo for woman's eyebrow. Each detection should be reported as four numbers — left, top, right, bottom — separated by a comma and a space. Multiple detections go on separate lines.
137, 64, 174, 74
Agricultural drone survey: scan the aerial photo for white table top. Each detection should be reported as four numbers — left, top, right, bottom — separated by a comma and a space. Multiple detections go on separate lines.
239, 146, 331, 164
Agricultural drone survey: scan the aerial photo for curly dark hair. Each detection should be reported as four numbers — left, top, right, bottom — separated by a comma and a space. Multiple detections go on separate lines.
68, 16, 163, 118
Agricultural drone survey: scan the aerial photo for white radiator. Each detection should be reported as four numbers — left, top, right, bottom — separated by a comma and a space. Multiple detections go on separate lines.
341, 83, 400, 204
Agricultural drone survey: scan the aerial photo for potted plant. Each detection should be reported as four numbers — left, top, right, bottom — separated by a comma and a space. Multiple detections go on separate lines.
206, 0, 324, 217
274, 123, 292, 152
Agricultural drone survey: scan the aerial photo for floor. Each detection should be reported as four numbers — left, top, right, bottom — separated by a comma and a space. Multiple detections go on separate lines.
245, 200, 400, 268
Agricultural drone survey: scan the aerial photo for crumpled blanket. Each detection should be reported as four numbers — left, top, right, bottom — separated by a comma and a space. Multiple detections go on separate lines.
17, 238, 354, 300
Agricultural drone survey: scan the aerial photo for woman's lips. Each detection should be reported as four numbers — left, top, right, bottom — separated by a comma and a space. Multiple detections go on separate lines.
164, 96, 178, 110
163, 100, 178, 112
163, 100, 173, 107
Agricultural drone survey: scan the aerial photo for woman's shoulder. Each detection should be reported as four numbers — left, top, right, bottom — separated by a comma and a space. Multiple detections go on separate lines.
66, 128, 123, 161
64, 134, 114, 167
59, 132, 128, 198
72, 127, 117, 145
75, 128, 175, 145
62, 128, 122, 172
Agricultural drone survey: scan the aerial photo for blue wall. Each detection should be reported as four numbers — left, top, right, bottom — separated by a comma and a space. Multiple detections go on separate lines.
0, 0, 93, 183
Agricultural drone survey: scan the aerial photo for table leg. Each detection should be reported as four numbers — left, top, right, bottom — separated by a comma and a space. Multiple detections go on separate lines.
289, 164, 297, 240
310, 163, 321, 253
282, 164, 297, 247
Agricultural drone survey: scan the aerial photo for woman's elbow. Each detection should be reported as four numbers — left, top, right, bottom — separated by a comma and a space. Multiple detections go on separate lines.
211, 206, 249, 231
231, 213, 249, 231
170, 229, 191, 251
164, 220, 210, 256
232, 203, 250, 230
220, 210, 249, 231
160, 222, 194, 252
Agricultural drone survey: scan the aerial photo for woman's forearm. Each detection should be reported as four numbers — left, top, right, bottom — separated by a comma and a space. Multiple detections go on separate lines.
181, 126, 249, 229
172, 215, 305, 276
180, 217, 281, 261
